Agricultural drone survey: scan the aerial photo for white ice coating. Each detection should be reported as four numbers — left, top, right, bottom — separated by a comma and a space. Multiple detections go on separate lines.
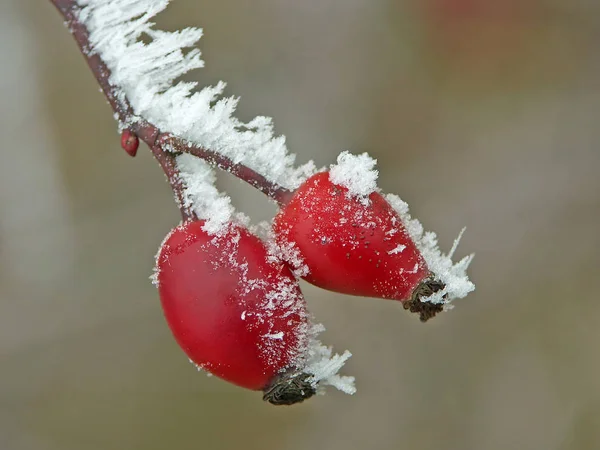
386, 195, 475, 305
76, 0, 316, 190
176, 153, 236, 234
329, 151, 379, 203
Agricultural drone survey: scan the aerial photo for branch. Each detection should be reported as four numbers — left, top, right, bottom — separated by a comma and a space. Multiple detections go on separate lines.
49, 0, 293, 219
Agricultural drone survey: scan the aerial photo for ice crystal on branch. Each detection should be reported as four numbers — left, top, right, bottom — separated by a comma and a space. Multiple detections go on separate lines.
76, 0, 315, 189
176, 154, 236, 234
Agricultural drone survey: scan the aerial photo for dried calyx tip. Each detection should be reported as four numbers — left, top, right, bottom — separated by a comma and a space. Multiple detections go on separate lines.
263, 370, 316, 406
403, 276, 446, 322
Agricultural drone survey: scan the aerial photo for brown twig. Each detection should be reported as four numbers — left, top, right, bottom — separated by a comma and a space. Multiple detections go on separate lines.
49, 0, 293, 220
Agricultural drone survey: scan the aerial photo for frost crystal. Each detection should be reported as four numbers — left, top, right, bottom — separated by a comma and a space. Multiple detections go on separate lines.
385, 194, 475, 305
302, 324, 356, 395
256, 275, 354, 396
388, 244, 406, 255
176, 153, 235, 234
76, 0, 315, 190
329, 151, 379, 202
262, 227, 309, 278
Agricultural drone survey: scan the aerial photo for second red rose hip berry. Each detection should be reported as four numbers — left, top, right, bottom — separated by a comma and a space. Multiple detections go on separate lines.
155, 220, 316, 404
273, 172, 445, 321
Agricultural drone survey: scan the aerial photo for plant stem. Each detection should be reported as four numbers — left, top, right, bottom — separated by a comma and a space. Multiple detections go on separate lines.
49, 0, 293, 219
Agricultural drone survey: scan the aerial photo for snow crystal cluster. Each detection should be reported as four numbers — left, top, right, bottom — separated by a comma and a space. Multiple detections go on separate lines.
303, 324, 356, 395
176, 154, 237, 234
385, 194, 475, 306
76, 0, 315, 190
329, 151, 379, 203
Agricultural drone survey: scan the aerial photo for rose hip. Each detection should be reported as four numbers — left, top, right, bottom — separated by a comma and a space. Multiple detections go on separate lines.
273, 172, 445, 321
155, 220, 316, 404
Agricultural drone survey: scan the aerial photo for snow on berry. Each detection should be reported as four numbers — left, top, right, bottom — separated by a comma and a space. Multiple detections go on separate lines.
388, 244, 406, 255
385, 194, 475, 306
329, 151, 379, 203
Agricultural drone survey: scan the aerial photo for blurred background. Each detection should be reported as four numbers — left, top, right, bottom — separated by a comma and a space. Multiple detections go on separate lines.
1, 0, 599, 449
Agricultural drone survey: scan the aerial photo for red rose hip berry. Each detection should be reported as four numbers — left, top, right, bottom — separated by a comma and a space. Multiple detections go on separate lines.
155, 220, 315, 404
273, 172, 445, 321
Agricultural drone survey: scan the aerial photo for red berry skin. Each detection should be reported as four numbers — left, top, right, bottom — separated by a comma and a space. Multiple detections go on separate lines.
120, 129, 139, 157
273, 172, 429, 302
156, 221, 308, 391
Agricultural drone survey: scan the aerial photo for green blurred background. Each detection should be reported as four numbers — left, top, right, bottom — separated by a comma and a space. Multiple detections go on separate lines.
1, 1, 599, 449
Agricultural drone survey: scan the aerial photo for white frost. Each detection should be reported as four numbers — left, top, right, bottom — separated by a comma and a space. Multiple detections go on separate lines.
176, 153, 235, 234
76, 0, 316, 190
302, 324, 356, 395
388, 244, 406, 255
263, 331, 284, 340
329, 151, 379, 203
263, 228, 310, 278
386, 194, 475, 305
